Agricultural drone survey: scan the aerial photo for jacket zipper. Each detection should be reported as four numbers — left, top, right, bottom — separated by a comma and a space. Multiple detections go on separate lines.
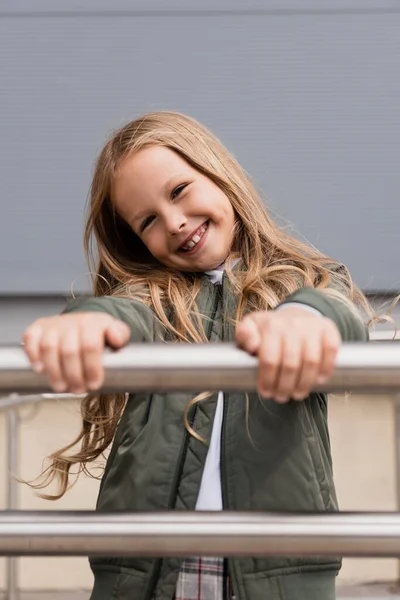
144, 283, 221, 600
220, 394, 241, 600
220, 271, 241, 599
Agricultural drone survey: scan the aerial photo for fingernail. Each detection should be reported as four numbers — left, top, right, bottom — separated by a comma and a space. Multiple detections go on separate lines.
293, 392, 306, 401
260, 390, 272, 398
276, 396, 288, 403
317, 375, 328, 384
53, 382, 66, 392
33, 362, 43, 373
87, 381, 100, 391
72, 388, 85, 396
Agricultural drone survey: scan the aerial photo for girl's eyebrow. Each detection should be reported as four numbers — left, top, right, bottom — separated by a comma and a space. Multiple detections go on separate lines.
162, 173, 187, 195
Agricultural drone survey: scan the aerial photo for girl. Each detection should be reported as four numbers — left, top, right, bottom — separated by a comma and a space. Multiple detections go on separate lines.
23, 112, 370, 600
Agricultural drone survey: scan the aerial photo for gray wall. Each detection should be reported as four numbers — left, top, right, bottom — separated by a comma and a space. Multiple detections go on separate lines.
1, 0, 400, 295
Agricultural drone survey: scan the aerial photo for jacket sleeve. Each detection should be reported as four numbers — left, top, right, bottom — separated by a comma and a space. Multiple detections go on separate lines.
62, 296, 159, 342
277, 287, 368, 342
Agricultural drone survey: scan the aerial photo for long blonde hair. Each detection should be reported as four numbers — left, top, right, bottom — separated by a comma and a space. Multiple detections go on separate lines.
34, 111, 378, 499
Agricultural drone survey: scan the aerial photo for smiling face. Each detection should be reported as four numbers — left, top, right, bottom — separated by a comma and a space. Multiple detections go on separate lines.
112, 145, 237, 272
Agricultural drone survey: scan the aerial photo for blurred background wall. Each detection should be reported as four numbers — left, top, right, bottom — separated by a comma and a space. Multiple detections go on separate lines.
1, 0, 400, 595
1, 0, 400, 295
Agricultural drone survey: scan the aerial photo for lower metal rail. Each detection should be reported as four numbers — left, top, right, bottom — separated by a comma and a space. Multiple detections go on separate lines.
2, 511, 400, 557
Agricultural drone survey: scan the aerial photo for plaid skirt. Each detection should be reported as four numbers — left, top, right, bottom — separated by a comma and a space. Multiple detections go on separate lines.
175, 557, 235, 600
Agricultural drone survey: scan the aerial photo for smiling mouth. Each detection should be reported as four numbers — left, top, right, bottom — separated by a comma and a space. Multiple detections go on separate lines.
179, 221, 209, 253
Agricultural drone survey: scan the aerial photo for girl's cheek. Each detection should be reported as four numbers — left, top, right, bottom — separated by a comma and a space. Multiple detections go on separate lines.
155, 239, 171, 260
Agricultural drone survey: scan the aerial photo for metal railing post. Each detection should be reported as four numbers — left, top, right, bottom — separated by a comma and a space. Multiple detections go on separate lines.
6, 407, 19, 600
394, 392, 400, 586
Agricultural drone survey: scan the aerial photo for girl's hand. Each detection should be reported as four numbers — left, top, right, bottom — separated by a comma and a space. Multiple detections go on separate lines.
23, 313, 131, 395
235, 307, 341, 402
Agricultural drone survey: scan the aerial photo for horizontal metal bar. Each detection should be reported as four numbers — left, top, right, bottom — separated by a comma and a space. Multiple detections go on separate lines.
0, 393, 83, 412
2, 342, 400, 394
2, 511, 400, 557
5, 341, 400, 395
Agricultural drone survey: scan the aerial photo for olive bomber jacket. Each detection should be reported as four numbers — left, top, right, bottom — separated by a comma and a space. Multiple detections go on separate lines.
63, 272, 368, 600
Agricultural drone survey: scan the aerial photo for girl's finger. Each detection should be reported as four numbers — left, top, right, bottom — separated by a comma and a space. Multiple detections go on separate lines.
59, 328, 85, 394
23, 322, 44, 372
274, 334, 303, 402
39, 328, 65, 392
318, 321, 341, 384
81, 324, 107, 390
257, 325, 283, 399
105, 320, 131, 350
292, 334, 322, 400
236, 315, 262, 355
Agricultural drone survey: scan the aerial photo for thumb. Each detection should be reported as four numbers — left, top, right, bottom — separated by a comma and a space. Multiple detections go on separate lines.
105, 319, 131, 349
236, 317, 262, 355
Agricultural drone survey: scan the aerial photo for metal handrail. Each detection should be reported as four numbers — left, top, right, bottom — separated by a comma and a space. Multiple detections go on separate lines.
2, 511, 400, 557
2, 342, 400, 395
1, 333, 400, 598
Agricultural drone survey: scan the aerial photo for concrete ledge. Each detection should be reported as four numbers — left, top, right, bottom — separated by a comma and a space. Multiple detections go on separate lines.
0, 593, 90, 600
1, 585, 400, 599
337, 583, 400, 598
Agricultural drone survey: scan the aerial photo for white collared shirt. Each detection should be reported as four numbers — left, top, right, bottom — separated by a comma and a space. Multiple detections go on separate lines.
195, 267, 321, 511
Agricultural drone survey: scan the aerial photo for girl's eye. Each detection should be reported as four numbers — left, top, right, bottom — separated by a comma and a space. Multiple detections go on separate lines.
171, 184, 187, 199
140, 215, 155, 232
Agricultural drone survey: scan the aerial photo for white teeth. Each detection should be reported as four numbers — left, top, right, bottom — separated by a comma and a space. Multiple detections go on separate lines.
181, 223, 208, 251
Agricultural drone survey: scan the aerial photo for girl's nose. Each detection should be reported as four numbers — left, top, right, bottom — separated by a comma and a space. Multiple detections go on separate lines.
165, 211, 187, 235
